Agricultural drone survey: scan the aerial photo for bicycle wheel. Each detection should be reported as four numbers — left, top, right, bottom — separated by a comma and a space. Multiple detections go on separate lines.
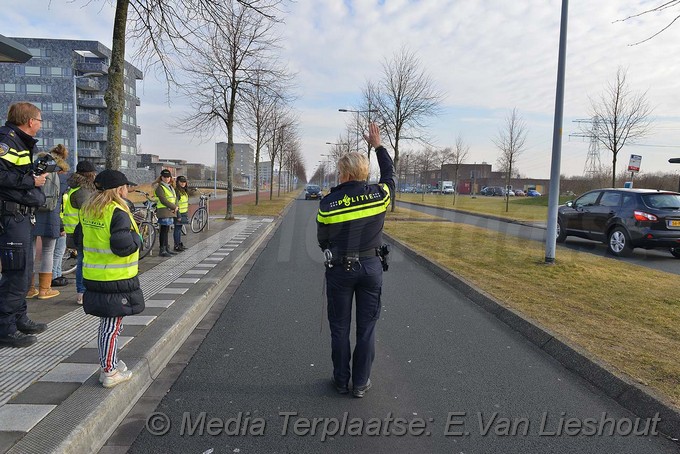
191, 207, 208, 233
61, 248, 78, 275
139, 221, 156, 259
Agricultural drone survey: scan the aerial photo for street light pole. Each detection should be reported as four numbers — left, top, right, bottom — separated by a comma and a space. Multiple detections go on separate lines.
670, 158, 680, 192
72, 71, 103, 166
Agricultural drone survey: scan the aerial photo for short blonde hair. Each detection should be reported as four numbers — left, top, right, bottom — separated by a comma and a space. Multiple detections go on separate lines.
337, 152, 369, 182
7, 102, 40, 126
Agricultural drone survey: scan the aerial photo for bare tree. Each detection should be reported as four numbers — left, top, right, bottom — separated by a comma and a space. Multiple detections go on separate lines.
434, 147, 454, 193
585, 67, 653, 188
413, 147, 437, 202
174, 3, 283, 219
369, 46, 444, 210
493, 108, 528, 212
240, 69, 293, 205
617, 1, 680, 44
103, 0, 285, 170
450, 136, 470, 206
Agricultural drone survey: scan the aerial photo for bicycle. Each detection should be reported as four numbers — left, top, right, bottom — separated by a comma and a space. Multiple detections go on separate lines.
132, 190, 159, 259
60, 247, 78, 275
190, 192, 211, 233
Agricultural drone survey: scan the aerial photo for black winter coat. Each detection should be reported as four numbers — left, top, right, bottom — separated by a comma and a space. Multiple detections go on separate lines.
74, 206, 145, 317
0, 123, 46, 207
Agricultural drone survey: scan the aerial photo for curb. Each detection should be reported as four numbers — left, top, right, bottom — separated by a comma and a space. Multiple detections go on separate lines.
7, 218, 279, 454
385, 232, 680, 441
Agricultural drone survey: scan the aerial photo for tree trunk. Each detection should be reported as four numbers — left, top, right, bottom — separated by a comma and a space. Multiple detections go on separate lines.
104, 0, 129, 170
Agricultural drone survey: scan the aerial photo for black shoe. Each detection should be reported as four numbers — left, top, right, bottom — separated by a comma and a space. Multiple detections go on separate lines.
51, 276, 69, 287
159, 247, 172, 257
352, 379, 372, 398
332, 377, 349, 394
166, 246, 177, 255
180, 243, 189, 250
0, 331, 37, 348
173, 245, 184, 252
17, 319, 48, 334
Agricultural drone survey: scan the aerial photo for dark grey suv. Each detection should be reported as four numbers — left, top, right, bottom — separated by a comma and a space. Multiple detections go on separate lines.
557, 188, 680, 257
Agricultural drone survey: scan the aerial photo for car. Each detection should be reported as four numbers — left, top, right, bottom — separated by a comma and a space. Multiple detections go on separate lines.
527, 189, 542, 197
480, 187, 493, 196
556, 188, 680, 257
514, 189, 525, 197
304, 184, 323, 200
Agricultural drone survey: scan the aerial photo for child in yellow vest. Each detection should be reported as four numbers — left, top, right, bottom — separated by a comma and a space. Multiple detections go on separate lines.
75, 170, 144, 388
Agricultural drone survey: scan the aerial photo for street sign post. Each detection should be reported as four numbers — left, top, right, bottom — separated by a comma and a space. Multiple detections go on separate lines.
626, 154, 642, 188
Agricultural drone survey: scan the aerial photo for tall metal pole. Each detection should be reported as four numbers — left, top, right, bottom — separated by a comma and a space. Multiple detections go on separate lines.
72, 74, 78, 166
214, 142, 218, 197
545, 0, 569, 263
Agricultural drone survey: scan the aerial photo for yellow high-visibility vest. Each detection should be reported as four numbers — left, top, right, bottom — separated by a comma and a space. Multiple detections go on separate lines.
317, 183, 392, 225
62, 187, 80, 234
81, 202, 139, 282
156, 184, 176, 209
177, 192, 189, 214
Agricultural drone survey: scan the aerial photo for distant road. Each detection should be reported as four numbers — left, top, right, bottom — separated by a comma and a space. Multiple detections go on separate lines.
397, 200, 680, 275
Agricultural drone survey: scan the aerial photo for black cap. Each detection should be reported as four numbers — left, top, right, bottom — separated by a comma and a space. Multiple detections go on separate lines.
160, 169, 172, 177
76, 160, 97, 173
176, 175, 187, 182
94, 169, 137, 190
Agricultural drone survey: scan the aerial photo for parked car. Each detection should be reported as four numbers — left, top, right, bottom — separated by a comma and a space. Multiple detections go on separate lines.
527, 189, 542, 197
514, 189, 526, 196
556, 188, 680, 257
492, 186, 506, 196
480, 187, 494, 196
304, 184, 323, 200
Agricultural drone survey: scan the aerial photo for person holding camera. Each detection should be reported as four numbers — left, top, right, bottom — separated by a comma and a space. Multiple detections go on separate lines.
316, 122, 395, 397
0, 102, 49, 348
173, 175, 190, 252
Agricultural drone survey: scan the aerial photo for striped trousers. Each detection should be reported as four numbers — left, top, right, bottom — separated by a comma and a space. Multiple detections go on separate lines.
98, 316, 124, 373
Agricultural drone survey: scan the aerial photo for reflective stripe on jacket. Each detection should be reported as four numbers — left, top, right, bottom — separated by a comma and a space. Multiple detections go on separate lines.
62, 187, 80, 234
316, 183, 392, 225
81, 202, 139, 281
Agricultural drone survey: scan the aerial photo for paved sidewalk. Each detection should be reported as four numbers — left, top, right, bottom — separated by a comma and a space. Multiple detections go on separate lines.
0, 213, 277, 453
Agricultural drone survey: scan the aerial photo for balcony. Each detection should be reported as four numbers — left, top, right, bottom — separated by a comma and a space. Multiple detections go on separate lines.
76, 77, 101, 92
79, 131, 106, 142
78, 97, 107, 109
78, 147, 103, 158
77, 113, 100, 125
75, 61, 108, 75
135, 96, 141, 106
135, 125, 141, 135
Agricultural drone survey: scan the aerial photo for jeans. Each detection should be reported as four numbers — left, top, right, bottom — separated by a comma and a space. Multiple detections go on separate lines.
52, 234, 67, 279
75, 245, 85, 294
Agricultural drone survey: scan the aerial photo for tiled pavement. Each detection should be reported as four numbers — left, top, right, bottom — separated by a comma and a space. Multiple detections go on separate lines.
0, 215, 276, 453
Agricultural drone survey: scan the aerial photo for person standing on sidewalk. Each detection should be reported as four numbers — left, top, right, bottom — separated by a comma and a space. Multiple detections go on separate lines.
63, 160, 98, 304
27, 146, 70, 300
75, 169, 144, 388
317, 122, 395, 398
0, 102, 49, 348
154, 169, 177, 257
51, 144, 71, 288
173, 175, 190, 252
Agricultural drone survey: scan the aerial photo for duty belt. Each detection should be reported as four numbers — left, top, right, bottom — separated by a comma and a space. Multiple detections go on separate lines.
0, 200, 33, 215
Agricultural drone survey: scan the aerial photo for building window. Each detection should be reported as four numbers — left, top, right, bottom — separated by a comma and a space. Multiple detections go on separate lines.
121, 159, 129, 169
20, 66, 42, 77
0, 84, 17, 93
28, 48, 48, 58
26, 84, 45, 94
50, 67, 66, 77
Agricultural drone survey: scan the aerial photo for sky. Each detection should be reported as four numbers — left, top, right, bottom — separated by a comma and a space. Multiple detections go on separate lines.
11, 0, 680, 180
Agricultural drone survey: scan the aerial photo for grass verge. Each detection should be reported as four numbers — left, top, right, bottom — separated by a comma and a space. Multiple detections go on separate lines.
396, 193, 572, 222
234, 191, 298, 216
384, 217, 680, 408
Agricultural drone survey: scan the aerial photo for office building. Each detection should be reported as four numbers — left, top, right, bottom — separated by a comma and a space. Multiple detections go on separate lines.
216, 142, 254, 189
0, 38, 142, 172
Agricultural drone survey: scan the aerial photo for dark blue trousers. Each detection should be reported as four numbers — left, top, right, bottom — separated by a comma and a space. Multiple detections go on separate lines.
326, 256, 382, 388
0, 213, 34, 336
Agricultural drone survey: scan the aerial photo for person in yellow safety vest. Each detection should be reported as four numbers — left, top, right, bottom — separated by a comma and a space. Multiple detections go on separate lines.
64, 160, 98, 304
173, 175, 190, 252
154, 169, 178, 257
74, 169, 144, 389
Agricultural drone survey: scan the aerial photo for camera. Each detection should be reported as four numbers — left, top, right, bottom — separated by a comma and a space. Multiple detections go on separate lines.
33, 153, 60, 175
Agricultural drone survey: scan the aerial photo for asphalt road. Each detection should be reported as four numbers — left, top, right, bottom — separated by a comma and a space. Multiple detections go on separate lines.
397, 200, 680, 275
128, 196, 678, 453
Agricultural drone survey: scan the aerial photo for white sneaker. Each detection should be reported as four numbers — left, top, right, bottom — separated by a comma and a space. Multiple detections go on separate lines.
102, 367, 132, 388
99, 360, 127, 383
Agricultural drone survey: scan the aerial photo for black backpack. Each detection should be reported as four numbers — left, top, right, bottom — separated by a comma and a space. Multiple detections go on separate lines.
38, 172, 61, 212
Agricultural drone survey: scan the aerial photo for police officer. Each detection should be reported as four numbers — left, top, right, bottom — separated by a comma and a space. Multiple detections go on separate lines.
0, 102, 49, 348
317, 122, 395, 397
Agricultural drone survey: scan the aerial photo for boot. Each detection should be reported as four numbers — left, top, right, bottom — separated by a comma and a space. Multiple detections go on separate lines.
37, 273, 60, 299
26, 274, 39, 299
180, 242, 188, 250
173, 244, 184, 252
165, 245, 177, 255
159, 246, 172, 258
